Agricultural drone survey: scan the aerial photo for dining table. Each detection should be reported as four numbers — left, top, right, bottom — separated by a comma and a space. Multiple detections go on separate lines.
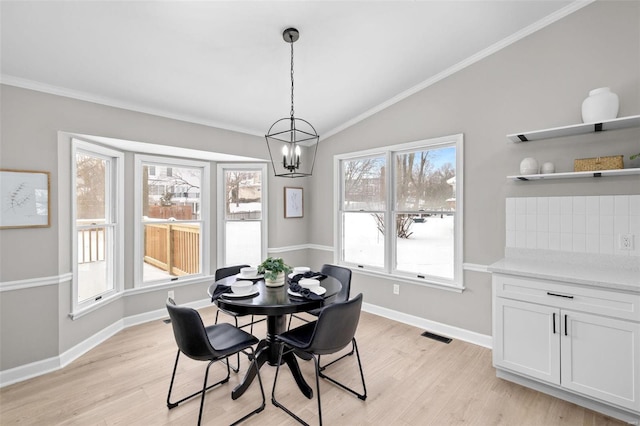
212, 273, 342, 400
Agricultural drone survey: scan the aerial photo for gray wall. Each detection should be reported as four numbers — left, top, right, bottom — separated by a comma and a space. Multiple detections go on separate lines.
308, 0, 639, 335
0, 86, 312, 370
1, 0, 639, 372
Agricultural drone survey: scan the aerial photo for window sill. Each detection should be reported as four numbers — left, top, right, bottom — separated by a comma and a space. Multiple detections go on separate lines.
351, 268, 465, 293
127, 274, 215, 296
69, 292, 123, 320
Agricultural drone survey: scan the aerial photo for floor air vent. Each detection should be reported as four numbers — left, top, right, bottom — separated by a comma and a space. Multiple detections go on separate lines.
421, 331, 452, 344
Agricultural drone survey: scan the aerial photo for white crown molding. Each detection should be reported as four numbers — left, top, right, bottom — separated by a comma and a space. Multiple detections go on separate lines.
2, 1, 592, 143
322, 0, 595, 139
0, 75, 263, 138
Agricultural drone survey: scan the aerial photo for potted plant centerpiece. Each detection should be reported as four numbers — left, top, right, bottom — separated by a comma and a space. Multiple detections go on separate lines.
258, 257, 291, 287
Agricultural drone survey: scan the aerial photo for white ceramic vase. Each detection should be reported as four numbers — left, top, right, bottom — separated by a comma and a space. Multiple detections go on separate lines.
520, 157, 539, 175
581, 87, 619, 123
541, 162, 555, 174
265, 271, 285, 287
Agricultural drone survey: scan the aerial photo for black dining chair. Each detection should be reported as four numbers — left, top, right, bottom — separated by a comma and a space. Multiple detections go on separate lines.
272, 293, 367, 426
165, 298, 265, 426
209, 265, 266, 371
287, 264, 355, 369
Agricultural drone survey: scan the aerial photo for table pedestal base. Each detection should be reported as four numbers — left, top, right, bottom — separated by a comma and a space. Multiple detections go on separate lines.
231, 315, 313, 400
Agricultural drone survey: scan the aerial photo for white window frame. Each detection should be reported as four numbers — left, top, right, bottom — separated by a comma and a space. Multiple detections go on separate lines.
71, 139, 124, 318
134, 155, 211, 288
335, 134, 464, 291
216, 163, 268, 268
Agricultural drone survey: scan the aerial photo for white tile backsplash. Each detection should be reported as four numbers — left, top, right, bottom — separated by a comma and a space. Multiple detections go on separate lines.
506, 195, 639, 257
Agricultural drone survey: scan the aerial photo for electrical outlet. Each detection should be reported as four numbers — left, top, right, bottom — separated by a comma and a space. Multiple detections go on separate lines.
168, 290, 174, 299
393, 284, 400, 295
619, 234, 634, 250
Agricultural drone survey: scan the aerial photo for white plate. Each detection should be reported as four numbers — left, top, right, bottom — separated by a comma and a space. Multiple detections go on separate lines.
235, 273, 264, 280
288, 287, 326, 297
222, 286, 259, 298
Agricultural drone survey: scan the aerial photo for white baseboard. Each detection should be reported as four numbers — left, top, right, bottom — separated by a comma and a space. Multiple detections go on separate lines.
0, 298, 210, 388
2, 298, 490, 388
362, 302, 492, 349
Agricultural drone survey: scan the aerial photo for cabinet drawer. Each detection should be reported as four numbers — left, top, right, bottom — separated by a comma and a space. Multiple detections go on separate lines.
493, 274, 640, 322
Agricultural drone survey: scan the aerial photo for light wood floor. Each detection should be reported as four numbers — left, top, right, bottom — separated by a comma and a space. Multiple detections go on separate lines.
0, 306, 627, 425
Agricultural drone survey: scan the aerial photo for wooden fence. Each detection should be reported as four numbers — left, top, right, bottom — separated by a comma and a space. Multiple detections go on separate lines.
77, 223, 200, 277
144, 223, 200, 276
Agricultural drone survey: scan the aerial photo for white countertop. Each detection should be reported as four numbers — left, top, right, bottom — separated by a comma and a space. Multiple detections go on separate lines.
488, 248, 640, 294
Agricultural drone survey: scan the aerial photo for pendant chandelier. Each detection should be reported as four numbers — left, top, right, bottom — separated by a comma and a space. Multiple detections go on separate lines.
265, 28, 319, 178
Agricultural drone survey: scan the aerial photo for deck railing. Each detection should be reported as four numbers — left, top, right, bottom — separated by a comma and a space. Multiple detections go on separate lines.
77, 223, 200, 277
144, 223, 200, 276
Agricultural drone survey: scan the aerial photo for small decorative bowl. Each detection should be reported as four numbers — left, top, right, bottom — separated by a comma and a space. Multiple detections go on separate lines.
231, 280, 254, 295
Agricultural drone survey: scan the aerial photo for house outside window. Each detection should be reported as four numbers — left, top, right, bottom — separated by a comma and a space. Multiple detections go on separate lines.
336, 134, 463, 290
217, 164, 267, 268
72, 139, 124, 315
135, 155, 210, 286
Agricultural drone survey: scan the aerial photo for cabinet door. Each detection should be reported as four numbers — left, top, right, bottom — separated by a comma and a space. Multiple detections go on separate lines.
494, 298, 560, 384
561, 310, 640, 411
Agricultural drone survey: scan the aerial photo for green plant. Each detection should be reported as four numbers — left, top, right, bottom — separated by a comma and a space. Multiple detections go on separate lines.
257, 257, 291, 280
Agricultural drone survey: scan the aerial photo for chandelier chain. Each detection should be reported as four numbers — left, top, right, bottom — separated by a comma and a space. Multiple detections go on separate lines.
290, 39, 295, 118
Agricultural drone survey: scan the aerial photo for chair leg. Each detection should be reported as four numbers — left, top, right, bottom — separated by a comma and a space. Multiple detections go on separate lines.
166, 350, 232, 410
318, 338, 367, 401
198, 359, 217, 426
272, 343, 317, 426
319, 340, 355, 371
229, 346, 266, 426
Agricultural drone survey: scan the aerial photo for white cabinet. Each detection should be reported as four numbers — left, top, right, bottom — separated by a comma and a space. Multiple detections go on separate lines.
493, 274, 640, 419
561, 310, 640, 410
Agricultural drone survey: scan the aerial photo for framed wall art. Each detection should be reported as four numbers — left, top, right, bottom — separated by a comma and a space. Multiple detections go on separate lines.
0, 169, 50, 229
284, 187, 303, 218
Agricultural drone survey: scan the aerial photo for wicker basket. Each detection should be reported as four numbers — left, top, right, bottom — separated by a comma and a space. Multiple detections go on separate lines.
574, 155, 623, 172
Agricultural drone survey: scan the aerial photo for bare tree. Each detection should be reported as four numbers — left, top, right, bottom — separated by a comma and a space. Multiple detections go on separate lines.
76, 154, 106, 220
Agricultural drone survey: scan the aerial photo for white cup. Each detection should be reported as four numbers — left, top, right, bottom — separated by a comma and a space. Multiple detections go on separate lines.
293, 266, 311, 275
299, 278, 320, 291
231, 280, 254, 295
240, 267, 257, 277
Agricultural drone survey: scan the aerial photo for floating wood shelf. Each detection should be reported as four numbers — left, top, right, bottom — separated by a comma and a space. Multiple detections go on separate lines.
507, 115, 640, 143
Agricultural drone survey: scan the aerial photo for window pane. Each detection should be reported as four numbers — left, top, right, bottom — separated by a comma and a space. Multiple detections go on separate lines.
77, 226, 111, 302
76, 153, 106, 221
343, 156, 386, 210
225, 221, 261, 267
143, 222, 201, 282
395, 147, 456, 211
342, 212, 384, 268
76, 151, 113, 302
224, 171, 262, 220
396, 213, 454, 279
143, 164, 201, 220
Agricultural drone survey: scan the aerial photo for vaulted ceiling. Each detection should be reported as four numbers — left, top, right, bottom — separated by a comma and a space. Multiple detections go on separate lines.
1, 1, 583, 139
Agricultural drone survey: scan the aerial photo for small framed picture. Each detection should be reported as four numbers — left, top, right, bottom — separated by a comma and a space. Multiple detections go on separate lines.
0, 169, 51, 229
284, 187, 303, 218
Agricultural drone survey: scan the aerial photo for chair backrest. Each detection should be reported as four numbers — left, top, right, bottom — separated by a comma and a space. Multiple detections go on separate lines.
320, 264, 351, 302
166, 298, 218, 361
308, 293, 363, 355
215, 264, 250, 281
